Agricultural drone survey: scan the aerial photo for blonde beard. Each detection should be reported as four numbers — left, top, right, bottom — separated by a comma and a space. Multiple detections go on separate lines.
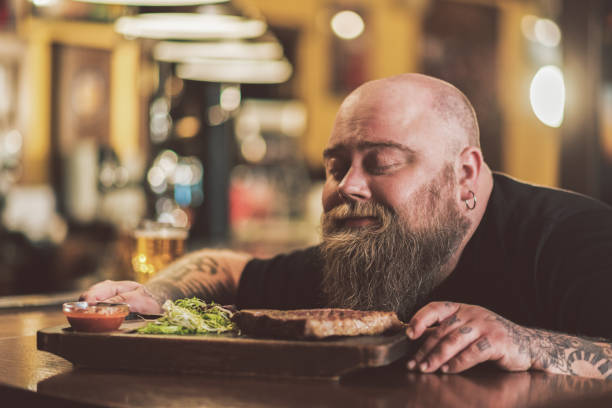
320, 169, 470, 321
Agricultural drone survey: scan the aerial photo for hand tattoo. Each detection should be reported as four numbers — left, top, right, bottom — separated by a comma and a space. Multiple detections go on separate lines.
495, 316, 612, 379
444, 314, 461, 327
477, 338, 491, 351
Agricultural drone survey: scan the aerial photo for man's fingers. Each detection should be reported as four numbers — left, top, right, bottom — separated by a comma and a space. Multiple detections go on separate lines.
441, 337, 497, 373
79, 280, 142, 303
410, 313, 467, 364
407, 302, 460, 339
104, 293, 132, 305
416, 325, 481, 372
104, 287, 163, 314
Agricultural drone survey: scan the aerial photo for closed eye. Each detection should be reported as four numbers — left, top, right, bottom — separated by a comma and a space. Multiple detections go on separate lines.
367, 163, 401, 175
324, 157, 349, 180
363, 155, 403, 175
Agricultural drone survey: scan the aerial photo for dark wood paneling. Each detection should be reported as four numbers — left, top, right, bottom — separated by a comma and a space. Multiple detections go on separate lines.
560, 0, 605, 199
423, 0, 502, 171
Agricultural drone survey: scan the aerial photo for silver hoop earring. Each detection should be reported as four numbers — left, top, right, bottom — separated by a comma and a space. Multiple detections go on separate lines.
465, 190, 476, 210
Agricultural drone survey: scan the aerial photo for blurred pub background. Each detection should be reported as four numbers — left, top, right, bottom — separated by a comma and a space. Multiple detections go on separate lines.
0, 0, 611, 297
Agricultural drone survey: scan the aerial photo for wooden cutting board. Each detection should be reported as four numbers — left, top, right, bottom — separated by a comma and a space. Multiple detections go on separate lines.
37, 321, 410, 380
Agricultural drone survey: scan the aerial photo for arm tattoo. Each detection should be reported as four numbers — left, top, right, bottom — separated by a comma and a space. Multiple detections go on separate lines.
459, 326, 473, 334
144, 250, 239, 305
494, 316, 612, 379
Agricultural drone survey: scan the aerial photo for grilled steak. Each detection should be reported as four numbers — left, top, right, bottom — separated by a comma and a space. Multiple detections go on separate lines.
232, 308, 404, 339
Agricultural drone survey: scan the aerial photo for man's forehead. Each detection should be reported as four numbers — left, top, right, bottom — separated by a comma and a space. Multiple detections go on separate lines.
326, 106, 428, 154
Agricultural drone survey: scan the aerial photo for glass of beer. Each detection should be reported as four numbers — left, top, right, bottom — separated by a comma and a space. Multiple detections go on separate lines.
131, 220, 188, 284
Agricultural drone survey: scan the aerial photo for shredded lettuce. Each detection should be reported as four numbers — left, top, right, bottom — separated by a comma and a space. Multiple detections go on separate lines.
137, 297, 237, 335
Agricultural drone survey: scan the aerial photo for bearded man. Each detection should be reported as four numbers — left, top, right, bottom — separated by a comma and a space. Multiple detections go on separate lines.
81, 73, 612, 379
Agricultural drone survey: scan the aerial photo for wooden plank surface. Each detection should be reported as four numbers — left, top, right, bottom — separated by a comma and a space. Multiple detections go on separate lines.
37, 321, 410, 379
6, 309, 612, 407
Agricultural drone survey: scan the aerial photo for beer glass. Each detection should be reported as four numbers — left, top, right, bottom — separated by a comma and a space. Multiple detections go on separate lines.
131, 221, 188, 283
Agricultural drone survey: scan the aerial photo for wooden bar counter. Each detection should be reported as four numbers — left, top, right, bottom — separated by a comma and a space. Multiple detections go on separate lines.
3, 305, 612, 407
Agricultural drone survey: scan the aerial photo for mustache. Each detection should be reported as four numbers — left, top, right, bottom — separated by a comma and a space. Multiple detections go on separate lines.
322, 201, 394, 232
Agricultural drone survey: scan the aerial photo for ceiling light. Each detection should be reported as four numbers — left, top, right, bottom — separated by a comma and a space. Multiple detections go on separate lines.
73, 0, 228, 5
115, 13, 266, 40
154, 39, 283, 62
176, 58, 292, 84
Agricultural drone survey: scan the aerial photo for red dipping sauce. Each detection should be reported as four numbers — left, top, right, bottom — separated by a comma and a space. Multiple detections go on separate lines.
63, 302, 129, 333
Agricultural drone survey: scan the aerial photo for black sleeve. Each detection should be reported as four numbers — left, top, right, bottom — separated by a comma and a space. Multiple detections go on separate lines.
537, 210, 612, 339
235, 246, 325, 310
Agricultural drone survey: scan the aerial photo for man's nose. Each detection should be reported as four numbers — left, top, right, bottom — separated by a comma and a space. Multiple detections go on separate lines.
338, 166, 371, 201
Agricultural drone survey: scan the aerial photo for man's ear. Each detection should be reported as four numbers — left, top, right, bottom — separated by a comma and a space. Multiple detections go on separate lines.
456, 146, 483, 201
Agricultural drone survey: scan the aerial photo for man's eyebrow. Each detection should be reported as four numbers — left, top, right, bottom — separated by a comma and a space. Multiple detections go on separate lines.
323, 141, 414, 158
323, 146, 344, 159
356, 141, 415, 153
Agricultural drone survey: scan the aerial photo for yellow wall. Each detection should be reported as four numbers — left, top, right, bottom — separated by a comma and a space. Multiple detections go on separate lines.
19, 17, 140, 183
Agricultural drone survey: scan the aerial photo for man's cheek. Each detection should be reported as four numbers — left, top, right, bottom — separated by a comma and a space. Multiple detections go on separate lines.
321, 183, 342, 212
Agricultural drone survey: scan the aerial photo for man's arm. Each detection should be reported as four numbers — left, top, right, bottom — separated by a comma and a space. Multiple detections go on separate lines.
80, 249, 253, 314
145, 249, 252, 305
405, 302, 612, 380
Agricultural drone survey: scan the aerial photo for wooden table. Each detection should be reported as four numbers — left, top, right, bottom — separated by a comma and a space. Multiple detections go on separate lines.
3, 307, 612, 407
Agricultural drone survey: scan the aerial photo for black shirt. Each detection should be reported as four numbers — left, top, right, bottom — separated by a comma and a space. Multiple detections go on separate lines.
237, 173, 612, 338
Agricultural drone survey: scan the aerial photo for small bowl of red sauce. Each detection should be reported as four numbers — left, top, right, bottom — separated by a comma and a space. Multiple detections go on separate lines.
63, 302, 130, 333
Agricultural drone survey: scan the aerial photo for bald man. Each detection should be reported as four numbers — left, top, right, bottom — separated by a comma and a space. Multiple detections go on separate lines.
82, 73, 612, 379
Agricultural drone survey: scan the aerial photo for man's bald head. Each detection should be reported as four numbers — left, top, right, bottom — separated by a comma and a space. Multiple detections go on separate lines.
338, 73, 480, 155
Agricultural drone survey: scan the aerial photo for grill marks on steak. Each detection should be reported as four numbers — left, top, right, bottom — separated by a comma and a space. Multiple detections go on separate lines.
232, 308, 405, 339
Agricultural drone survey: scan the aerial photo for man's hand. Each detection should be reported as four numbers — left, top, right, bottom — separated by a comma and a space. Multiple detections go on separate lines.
405, 302, 532, 374
79, 280, 163, 314
405, 301, 612, 380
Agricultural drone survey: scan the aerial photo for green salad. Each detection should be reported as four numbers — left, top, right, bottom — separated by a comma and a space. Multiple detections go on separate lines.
137, 297, 237, 335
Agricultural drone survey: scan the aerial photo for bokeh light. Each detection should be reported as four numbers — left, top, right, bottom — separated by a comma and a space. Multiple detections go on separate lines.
534, 18, 561, 48
241, 135, 267, 163
530, 65, 565, 128
330, 10, 365, 40
220, 86, 241, 111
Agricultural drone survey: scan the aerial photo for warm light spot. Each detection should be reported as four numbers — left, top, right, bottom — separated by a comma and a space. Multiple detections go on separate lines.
158, 150, 178, 174
172, 164, 194, 185
175, 116, 200, 138
534, 18, 561, 47
3, 130, 22, 155
241, 135, 267, 163
147, 166, 165, 187
208, 105, 229, 126
530, 65, 565, 128
220, 86, 241, 111
31, 0, 58, 6
520, 15, 538, 42
330, 10, 365, 40
171, 208, 189, 228
164, 76, 184, 98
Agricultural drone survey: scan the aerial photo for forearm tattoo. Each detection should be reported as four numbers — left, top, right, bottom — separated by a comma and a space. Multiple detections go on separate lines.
494, 316, 612, 379
144, 250, 239, 305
